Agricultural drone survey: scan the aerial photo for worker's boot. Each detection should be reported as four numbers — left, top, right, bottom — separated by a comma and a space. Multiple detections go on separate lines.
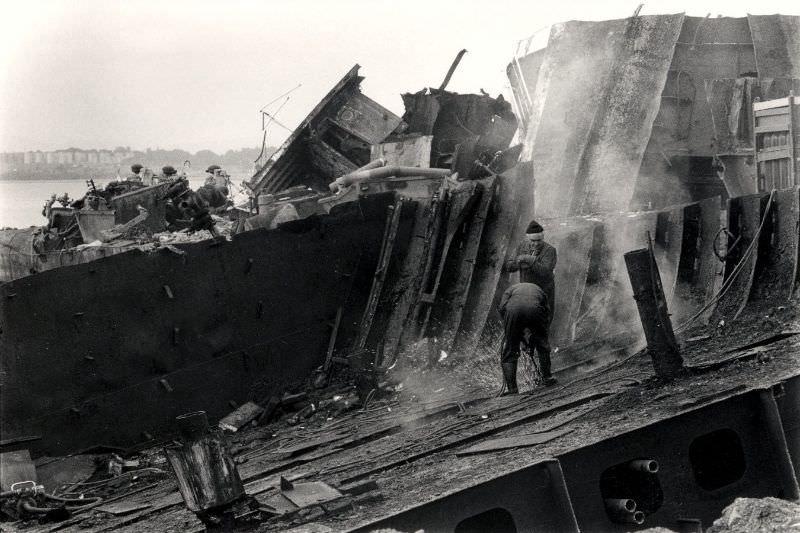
537, 350, 557, 387
501, 362, 518, 395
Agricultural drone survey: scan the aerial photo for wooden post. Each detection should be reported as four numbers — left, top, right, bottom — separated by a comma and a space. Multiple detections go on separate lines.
624, 247, 684, 379
164, 411, 245, 520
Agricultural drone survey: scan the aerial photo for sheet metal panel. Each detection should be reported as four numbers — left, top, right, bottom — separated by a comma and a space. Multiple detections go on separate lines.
371, 135, 433, 168
712, 192, 770, 322
0, 228, 134, 282
519, 15, 682, 217
525, 18, 629, 218
750, 187, 800, 303
0, 195, 406, 455
654, 205, 685, 315
693, 196, 724, 324
748, 15, 800, 78
543, 218, 599, 345
574, 14, 685, 215
351, 460, 580, 533
436, 176, 496, 355
110, 182, 172, 233
331, 92, 403, 145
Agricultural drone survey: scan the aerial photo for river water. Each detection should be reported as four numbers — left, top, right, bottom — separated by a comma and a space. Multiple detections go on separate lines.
0, 176, 248, 228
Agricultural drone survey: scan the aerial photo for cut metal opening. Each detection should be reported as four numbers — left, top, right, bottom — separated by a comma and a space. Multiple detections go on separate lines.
689, 428, 746, 490
454, 507, 518, 533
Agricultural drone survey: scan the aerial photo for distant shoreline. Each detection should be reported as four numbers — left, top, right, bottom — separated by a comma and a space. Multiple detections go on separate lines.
1, 171, 253, 182
0, 176, 114, 181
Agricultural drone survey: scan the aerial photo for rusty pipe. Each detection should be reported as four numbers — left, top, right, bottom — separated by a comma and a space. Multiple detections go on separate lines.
604, 499, 644, 524
625, 511, 646, 525
329, 158, 386, 193
604, 498, 637, 513
354, 158, 387, 173
330, 166, 451, 193
628, 459, 659, 473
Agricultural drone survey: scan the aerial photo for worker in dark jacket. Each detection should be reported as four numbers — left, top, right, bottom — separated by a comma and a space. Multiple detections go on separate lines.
498, 282, 556, 394
506, 220, 557, 321
161, 165, 178, 180
128, 163, 143, 181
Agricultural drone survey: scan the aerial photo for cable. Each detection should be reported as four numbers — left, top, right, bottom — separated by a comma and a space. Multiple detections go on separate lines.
674, 189, 776, 333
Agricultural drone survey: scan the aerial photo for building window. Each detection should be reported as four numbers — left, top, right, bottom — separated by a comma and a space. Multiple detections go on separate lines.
455, 507, 518, 533
689, 428, 746, 490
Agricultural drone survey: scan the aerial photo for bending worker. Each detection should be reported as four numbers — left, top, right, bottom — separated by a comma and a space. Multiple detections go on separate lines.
498, 282, 556, 394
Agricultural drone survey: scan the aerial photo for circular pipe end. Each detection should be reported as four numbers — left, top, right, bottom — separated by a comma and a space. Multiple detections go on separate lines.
624, 499, 637, 512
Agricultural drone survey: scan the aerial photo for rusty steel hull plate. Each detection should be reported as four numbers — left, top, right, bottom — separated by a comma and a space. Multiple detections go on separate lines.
544, 219, 598, 345
713, 193, 769, 322
751, 187, 800, 303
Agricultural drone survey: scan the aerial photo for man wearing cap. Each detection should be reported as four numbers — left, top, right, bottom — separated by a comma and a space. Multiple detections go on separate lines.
161, 165, 178, 181
197, 165, 231, 212
506, 220, 557, 319
501, 219, 558, 391
128, 163, 144, 182
498, 282, 556, 394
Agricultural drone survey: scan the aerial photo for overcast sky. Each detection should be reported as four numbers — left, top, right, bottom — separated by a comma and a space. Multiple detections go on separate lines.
1, 0, 798, 153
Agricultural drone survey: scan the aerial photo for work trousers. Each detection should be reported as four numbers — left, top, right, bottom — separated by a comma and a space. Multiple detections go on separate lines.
501, 308, 552, 377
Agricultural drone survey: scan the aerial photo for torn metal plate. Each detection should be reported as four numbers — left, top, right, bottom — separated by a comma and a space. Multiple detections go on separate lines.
0, 450, 37, 491
455, 428, 574, 456
282, 481, 342, 508
259, 492, 299, 515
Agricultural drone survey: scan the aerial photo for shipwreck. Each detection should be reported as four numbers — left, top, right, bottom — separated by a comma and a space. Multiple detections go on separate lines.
0, 12, 799, 533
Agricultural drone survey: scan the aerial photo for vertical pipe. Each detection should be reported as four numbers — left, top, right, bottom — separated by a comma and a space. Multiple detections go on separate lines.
758, 388, 800, 500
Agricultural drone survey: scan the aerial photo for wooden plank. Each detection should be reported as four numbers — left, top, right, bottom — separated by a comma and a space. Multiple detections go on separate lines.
754, 97, 790, 110
455, 428, 574, 456
755, 106, 792, 117
755, 123, 790, 133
